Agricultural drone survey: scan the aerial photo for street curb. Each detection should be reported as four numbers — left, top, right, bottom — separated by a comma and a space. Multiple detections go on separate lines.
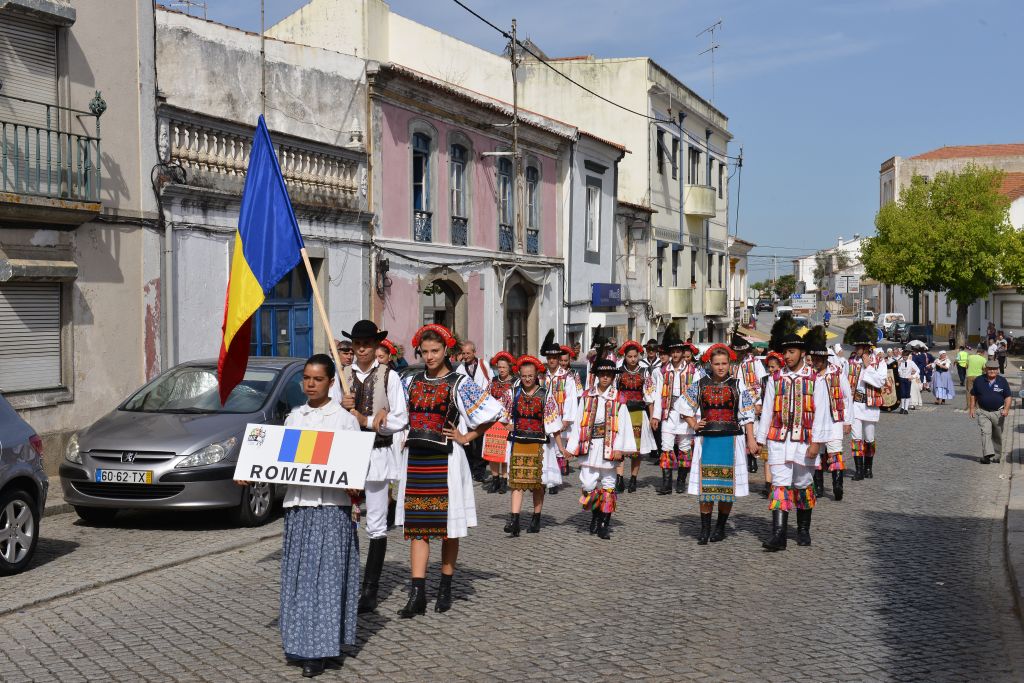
43, 502, 72, 518
1004, 373, 1024, 631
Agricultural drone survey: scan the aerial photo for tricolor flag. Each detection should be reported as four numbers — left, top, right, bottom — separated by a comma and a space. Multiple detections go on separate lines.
217, 115, 305, 404
277, 428, 334, 465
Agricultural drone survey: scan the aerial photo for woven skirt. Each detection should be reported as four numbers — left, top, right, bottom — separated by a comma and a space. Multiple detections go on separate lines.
508, 441, 544, 490
280, 506, 360, 660
404, 448, 450, 540
698, 435, 736, 503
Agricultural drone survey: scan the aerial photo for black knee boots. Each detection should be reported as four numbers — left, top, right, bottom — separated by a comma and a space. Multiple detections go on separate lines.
852, 456, 865, 481
676, 467, 688, 493
762, 510, 788, 552
657, 468, 673, 495
710, 511, 729, 542
813, 470, 825, 498
698, 512, 712, 545
796, 509, 813, 546
357, 537, 387, 614
832, 470, 844, 501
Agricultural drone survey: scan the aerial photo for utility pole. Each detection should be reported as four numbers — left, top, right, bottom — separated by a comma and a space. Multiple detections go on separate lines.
510, 18, 522, 250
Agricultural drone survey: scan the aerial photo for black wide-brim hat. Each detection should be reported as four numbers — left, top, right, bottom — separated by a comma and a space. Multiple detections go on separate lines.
778, 332, 805, 350
591, 358, 621, 374
730, 332, 752, 352
342, 319, 388, 342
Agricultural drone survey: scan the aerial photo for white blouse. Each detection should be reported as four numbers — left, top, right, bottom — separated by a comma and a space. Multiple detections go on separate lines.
281, 400, 362, 508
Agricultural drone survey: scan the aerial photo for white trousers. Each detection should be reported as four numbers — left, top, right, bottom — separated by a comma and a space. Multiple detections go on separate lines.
661, 432, 693, 451
579, 465, 616, 492
851, 420, 876, 443
363, 479, 390, 539
826, 439, 843, 454
769, 462, 814, 488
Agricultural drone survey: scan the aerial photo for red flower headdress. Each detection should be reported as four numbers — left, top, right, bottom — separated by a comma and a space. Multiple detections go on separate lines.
618, 340, 643, 356
412, 323, 456, 349
559, 344, 577, 360
765, 351, 785, 366
490, 350, 517, 370
379, 339, 398, 357
516, 355, 547, 373
682, 342, 700, 356
700, 342, 736, 364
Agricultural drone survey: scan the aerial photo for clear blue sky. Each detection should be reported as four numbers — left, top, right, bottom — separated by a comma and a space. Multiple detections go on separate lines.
206, 0, 1022, 280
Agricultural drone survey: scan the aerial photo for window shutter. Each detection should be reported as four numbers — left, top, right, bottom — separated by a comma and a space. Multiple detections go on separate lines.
0, 14, 58, 128
0, 283, 62, 392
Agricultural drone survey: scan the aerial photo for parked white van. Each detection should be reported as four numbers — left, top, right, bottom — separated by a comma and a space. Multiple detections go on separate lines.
774, 305, 794, 320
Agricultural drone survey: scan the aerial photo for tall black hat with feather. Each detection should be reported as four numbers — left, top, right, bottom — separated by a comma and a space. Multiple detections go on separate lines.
540, 328, 562, 356
805, 325, 829, 356
844, 320, 877, 347
769, 312, 804, 352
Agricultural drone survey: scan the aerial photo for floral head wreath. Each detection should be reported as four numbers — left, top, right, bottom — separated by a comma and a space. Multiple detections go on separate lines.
516, 355, 547, 373
559, 344, 577, 360
379, 339, 398, 357
681, 342, 700, 356
618, 340, 644, 356
765, 351, 785, 366
490, 351, 518, 370
412, 323, 456, 349
700, 343, 736, 364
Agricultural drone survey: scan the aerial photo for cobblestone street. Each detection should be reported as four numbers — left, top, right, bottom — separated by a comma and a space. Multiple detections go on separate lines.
2, 393, 1023, 682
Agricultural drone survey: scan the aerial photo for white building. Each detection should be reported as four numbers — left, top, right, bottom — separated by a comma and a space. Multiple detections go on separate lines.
792, 235, 865, 295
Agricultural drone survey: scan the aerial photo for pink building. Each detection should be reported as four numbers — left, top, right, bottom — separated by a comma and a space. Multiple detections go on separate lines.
368, 64, 573, 358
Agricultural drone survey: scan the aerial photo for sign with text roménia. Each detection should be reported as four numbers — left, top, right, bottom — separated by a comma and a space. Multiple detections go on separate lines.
233, 424, 374, 490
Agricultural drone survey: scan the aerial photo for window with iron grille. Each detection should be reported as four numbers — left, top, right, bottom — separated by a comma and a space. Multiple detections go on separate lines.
413, 132, 432, 241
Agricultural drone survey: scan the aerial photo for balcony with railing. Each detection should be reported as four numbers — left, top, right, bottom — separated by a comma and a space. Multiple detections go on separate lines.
159, 110, 364, 214
704, 288, 728, 316
667, 287, 698, 317
451, 216, 467, 246
498, 223, 514, 252
526, 228, 539, 255
413, 211, 432, 242
0, 92, 105, 226
683, 184, 716, 218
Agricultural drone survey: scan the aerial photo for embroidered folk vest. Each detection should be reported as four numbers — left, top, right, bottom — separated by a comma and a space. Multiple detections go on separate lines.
848, 360, 884, 408
406, 372, 462, 453
696, 376, 743, 436
616, 367, 647, 411
507, 387, 547, 444
661, 363, 699, 418
343, 364, 393, 448
489, 377, 515, 401
737, 358, 761, 400
766, 370, 817, 443
824, 367, 846, 423
577, 389, 620, 461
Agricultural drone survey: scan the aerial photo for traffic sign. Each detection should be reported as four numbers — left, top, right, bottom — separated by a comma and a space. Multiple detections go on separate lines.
835, 293, 842, 302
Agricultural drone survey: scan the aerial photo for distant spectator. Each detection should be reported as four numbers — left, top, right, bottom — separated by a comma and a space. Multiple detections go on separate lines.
968, 360, 1011, 465
996, 331, 1008, 374
964, 346, 988, 410
987, 322, 997, 344
955, 345, 969, 386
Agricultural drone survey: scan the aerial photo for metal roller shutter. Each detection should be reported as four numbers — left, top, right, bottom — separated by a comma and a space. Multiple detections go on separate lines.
0, 13, 58, 128
0, 282, 62, 392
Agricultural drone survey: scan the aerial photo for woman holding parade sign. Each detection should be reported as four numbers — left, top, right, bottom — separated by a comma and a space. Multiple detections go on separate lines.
237, 354, 362, 679
395, 324, 505, 618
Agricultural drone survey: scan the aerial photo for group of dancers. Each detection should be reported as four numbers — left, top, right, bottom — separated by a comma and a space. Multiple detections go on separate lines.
264, 315, 888, 676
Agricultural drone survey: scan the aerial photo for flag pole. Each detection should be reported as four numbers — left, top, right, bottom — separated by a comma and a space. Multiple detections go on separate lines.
300, 247, 351, 396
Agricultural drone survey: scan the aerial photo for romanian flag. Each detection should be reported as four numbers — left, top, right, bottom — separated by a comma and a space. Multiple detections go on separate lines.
278, 428, 334, 465
217, 116, 305, 404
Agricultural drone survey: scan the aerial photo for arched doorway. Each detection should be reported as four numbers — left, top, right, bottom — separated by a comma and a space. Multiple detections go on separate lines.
505, 284, 529, 356
421, 279, 463, 329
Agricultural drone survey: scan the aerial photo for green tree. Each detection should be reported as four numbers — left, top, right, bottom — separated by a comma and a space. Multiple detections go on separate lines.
861, 165, 1018, 347
775, 274, 797, 299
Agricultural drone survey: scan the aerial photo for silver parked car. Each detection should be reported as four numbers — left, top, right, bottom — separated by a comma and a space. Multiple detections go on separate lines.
0, 393, 49, 574
60, 358, 309, 526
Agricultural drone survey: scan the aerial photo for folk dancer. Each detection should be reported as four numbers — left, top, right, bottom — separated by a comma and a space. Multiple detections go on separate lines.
247, 354, 362, 678
755, 320, 832, 551
457, 340, 491, 483
541, 330, 580, 494
655, 324, 704, 495
500, 355, 562, 535
484, 351, 518, 494
758, 352, 784, 497
804, 326, 852, 502
337, 321, 409, 616
844, 321, 887, 481
613, 341, 658, 493
677, 344, 758, 544
645, 339, 664, 462
730, 332, 765, 474
567, 359, 637, 539
395, 325, 504, 617
560, 344, 585, 395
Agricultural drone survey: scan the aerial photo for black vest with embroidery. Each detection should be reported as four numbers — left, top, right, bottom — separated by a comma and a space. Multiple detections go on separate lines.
347, 365, 393, 449
406, 372, 462, 453
616, 367, 647, 411
507, 387, 547, 444
696, 376, 742, 436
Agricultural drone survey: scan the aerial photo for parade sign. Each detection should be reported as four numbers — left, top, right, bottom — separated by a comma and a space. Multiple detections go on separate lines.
482, 421, 510, 463
233, 424, 374, 490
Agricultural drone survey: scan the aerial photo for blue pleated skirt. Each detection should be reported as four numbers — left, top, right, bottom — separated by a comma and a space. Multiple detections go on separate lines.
280, 505, 360, 660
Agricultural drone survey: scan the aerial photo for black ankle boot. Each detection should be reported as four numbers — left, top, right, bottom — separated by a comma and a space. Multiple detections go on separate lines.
852, 456, 864, 481
697, 512, 712, 545
762, 510, 788, 552
832, 470, 844, 501
627, 476, 637, 493
503, 513, 514, 533
657, 468, 673, 495
486, 475, 500, 493
508, 513, 521, 537
747, 453, 758, 473
527, 512, 541, 533
710, 511, 729, 542
762, 480, 771, 498
434, 573, 453, 613
589, 508, 600, 534
813, 469, 825, 498
301, 659, 325, 678
796, 509, 812, 546
676, 467, 688, 493
398, 578, 427, 618
865, 456, 874, 479
597, 512, 611, 540
499, 477, 508, 494
615, 474, 625, 493
358, 537, 387, 614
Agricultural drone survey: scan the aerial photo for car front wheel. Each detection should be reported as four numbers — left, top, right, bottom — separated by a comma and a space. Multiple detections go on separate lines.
233, 482, 274, 527
0, 489, 40, 575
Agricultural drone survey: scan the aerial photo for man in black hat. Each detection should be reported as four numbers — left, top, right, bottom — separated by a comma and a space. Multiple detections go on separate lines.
805, 326, 852, 503
338, 320, 409, 613
843, 321, 887, 481
755, 326, 830, 551
730, 331, 764, 473
541, 330, 579, 494
654, 324, 704, 495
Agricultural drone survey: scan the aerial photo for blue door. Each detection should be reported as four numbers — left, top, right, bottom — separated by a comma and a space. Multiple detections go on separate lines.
250, 266, 313, 358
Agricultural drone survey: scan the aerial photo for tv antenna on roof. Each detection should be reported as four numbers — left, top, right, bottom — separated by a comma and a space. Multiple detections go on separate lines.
697, 19, 722, 103
168, 0, 207, 19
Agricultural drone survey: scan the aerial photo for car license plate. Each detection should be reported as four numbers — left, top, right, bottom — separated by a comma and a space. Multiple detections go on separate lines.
95, 469, 152, 484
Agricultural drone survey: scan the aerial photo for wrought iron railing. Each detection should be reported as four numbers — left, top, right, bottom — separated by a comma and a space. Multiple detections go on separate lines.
526, 228, 539, 255
0, 92, 105, 202
414, 210, 432, 242
498, 223, 514, 252
451, 216, 468, 246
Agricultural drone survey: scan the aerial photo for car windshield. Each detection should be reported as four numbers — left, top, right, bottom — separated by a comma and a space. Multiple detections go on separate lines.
122, 366, 280, 414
